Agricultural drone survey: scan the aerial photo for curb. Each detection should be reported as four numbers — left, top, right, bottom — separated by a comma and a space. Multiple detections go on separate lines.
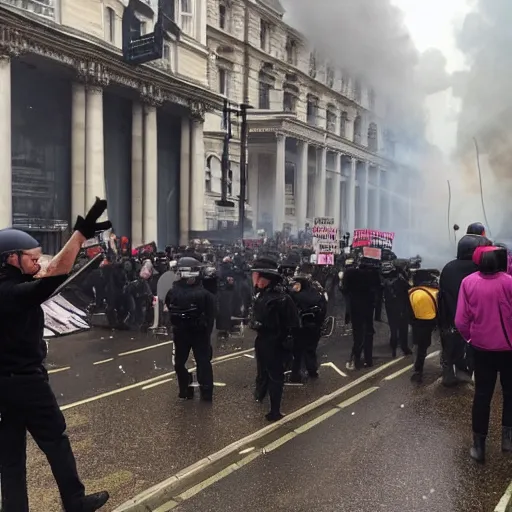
495, 481, 512, 512
113, 356, 408, 512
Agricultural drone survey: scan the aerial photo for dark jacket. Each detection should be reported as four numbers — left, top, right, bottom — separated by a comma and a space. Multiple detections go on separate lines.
0, 266, 67, 374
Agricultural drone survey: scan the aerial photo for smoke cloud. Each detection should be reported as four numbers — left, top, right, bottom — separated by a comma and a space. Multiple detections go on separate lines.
454, 0, 512, 240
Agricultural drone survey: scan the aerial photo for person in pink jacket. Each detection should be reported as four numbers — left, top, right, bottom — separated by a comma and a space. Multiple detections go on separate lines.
456, 247, 512, 463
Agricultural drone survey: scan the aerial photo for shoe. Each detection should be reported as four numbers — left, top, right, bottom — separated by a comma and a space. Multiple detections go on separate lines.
391, 348, 397, 359
502, 427, 512, 453
265, 412, 284, 422
410, 371, 423, 383
346, 361, 355, 371
442, 367, 458, 388
470, 433, 486, 463
200, 387, 213, 402
75, 491, 110, 511
178, 386, 194, 400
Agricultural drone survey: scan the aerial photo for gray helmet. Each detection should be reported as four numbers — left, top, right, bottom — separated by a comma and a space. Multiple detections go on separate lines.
177, 257, 203, 279
0, 229, 39, 257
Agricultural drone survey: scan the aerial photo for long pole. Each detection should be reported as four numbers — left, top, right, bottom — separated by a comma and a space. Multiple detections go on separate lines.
239, 104, 248, 240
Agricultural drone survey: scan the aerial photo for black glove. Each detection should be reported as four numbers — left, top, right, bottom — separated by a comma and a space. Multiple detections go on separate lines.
74, 197, 112, 239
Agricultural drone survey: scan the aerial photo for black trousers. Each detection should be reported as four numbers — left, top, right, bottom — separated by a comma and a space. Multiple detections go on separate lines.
374, 290, 383, 321
292, 327, 321, 376
472, 348, 512, 436
173, 329, 213, 392
0, 372, 85, 512
385, 299, 409, 351
255, 338, 285, 414
351, 301, 375, 366
441, 330, 472, 373
412, 321, 434, 372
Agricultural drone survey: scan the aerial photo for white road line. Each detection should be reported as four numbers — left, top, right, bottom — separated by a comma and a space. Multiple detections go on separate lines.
244, 354, 255, 359
48, 367, 71, 374
384, 350, 440, 381
321, 362, 348, 377
60, 350, 248, 411
93, 358, 114, 365
213, 382, 226, 387
293, 409, 339, 434
143, 378, 174, 391
118, 341, 173, 357
336, 386, 379, 409
114, 356, 406, 512
495, 480, 512, 512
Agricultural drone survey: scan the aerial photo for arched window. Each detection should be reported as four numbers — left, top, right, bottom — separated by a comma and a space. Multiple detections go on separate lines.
258, 70, 273, 109
340, 111, 348, 138
307, 94, 319, 126
206, 155, 213, 193
105, 7, 115, 43
368, 123, 378, 152
353, 115, 362, 145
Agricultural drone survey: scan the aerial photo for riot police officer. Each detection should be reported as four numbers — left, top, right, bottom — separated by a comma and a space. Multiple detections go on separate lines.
0, 198, 111, 512
165, 257, 216, 401
289, 263, 327, 382
250, 256, 300, 421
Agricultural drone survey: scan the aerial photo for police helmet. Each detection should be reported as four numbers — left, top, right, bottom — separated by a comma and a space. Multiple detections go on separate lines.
177, 257, 203, 279
0, 229, 40, 266
467, 222, 486, 236
457, 234, 492, 261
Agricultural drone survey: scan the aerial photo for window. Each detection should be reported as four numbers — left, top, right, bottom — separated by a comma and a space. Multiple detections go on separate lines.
259, 80, 271, 109
369, 87, 375, 110
353, 115, 362, 144
130, 17, 142, 39
326, 107, 337, 133
105, 7, 115, 43
283, 92, 296, 113
162, 42, 176, 72
178, 0, 194, 36
218, 67, 229, 96
307, 94, 318, 126
260, 20, 271, 52
286, 37, 297, 66
368, 123, 378, 152
340, 111, 348, 138
309, 52, 317, 79
326, 65, 335, 88
219, 1, 230, 31
227, 166, 233, 196
205, 157, 213, 193
354, 78, 362, 102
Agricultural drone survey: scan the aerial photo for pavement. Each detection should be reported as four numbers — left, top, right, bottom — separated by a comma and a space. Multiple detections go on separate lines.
25, 314, 512, 512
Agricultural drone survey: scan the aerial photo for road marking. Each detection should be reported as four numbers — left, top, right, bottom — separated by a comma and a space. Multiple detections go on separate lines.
244, 354, 255, 359
384, 351, 440, 381
48, 367, 71, 374
60, 350, 247, 411
239, 447, 255, 455
495, 480, 512, 512
263, 431, 298, 451
114, 356, 406, 512
213, 382, 226, 387
93, 358, 114, 365
294, 409, 339, 434
321, 362, 348, 377
143, 378, 173, 391
118, 341, 173, 357
336, 386, 379, 409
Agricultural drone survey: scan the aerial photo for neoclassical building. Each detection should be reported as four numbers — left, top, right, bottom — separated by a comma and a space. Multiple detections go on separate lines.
0, 0, 222, 250
204, 0, 417, 247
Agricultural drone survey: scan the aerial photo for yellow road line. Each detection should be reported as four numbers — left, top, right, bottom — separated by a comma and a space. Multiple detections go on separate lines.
93, 358, 114, 365
143, 378, 174, 391
48, 366, 71, 374
384, 350, 440, 381
336, 386, 380, 409
495, 480, 512, 512
118, 341, 173, 357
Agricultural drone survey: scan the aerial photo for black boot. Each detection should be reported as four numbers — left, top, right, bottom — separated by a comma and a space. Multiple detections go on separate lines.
71, 491, 110, 512
470, 433, 486, 463
200, 387, 213, 402
442, 366, 457, 387
502, 427, 512, 453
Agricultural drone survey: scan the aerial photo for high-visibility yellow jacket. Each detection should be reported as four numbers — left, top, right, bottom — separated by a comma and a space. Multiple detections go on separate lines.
408, 286, 439, 320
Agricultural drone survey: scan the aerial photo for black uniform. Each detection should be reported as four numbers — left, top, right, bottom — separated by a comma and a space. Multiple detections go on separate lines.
0, 267, 86, 512
251, 283, 300, 420
166, 279, 216, 400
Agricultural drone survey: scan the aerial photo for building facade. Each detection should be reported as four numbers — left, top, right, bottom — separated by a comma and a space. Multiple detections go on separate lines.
204, 0, 417, 245
0, 0, 223, 249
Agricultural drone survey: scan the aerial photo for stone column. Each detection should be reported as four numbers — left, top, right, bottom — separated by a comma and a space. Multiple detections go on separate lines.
347, 158, 357, 234
131, 101, 144, 246
247, 151, 259, 231
295, 140, 308, 232
143, 104, 158, 245
274, 133, 286, 232
180, 117, 191, 245
374, 167, 381, 230
332, 153, 342, 228
315, 146, 327, 217
85, 86, 106, 208
190, 117, 205, 232
0, 56, 11, 228
360, 161, 369, 228
71, 82, 86, 221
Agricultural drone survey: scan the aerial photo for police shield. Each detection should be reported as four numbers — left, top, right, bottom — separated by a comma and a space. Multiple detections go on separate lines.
157, 270, 177, 302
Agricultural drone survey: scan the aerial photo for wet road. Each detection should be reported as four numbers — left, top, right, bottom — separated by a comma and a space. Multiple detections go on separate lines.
169, 357, 512, 512
27, 319, 402, 511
